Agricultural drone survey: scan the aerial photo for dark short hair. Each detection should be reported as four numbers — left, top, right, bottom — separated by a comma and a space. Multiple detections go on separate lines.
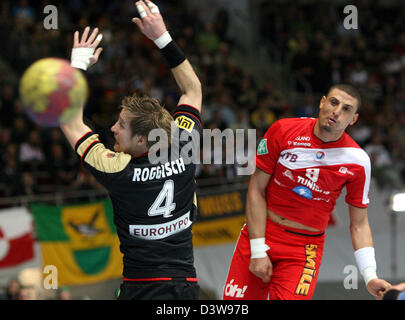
327, 84, 361, 112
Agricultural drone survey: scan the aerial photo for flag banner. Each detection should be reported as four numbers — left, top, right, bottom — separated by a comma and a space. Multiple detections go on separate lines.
30, 198, 123, 286
0, 207, 35, 268
193, 188, 247, 247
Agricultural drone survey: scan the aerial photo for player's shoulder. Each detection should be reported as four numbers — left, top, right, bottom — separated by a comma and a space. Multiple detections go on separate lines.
173, 104, 202, 132
340, 132, 371, 166
342, 131, 363, 148
267, 117, 315, 137
273, 117, 315, 128
76, 132, 132, 174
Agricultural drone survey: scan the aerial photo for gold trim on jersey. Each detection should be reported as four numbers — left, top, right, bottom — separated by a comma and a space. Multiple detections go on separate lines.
193, 192, 198, 208
77, 134, 132, 173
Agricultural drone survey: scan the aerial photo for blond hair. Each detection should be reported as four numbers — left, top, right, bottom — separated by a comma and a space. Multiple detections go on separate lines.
120, 94, 173, 149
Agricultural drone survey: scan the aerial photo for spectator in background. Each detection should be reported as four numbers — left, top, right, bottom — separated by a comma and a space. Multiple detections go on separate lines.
48, 143, 76, 187
350, 117, 372, 147
364, 132, 404, 190
18, 171, 40, 197
330, 59, 343, 84
217, 90, 236, 126
11, 117, 28, 145
229, 109, 252, 139
0, 84, 16, 127
1, 278, 21, 300
237, 75, 258, 111
57, 286, 72, 300
349, 61, 369, 88
213, 9, 229, 42
12, 0, 35, 26
250, 97, 276, 131
19, 130, 45, 175
2, 157, 21, 197
197, 22, 221, 54
0, 128, 13, 166
18, 286, 33, 300
294, 94, 317, 118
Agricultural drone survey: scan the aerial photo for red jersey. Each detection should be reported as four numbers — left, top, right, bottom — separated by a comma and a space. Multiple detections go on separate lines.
256, 117, 371, 231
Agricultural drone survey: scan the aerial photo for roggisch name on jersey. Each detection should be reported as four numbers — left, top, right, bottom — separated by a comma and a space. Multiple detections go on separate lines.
132, 157, 186, 182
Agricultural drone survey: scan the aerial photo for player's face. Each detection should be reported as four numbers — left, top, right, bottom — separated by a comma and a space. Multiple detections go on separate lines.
110, 108, 145, 155
318, 89, 359, 136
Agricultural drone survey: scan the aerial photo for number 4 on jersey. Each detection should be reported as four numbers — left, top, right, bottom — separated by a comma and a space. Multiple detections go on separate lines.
148, 180, 176, 218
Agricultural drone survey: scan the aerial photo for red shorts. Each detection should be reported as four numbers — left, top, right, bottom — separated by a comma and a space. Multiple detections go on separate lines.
223, 218, 325, 300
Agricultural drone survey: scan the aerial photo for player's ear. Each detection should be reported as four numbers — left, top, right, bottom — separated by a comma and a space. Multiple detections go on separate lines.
349, 113, 359, 126
134, 135, 148, 146
318, 96, 326, 111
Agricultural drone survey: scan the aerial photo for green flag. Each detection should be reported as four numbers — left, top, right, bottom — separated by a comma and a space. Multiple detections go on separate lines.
31, 198, 123, 285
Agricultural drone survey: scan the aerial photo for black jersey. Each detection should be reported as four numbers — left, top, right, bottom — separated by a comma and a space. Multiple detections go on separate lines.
75, 104, 202, 279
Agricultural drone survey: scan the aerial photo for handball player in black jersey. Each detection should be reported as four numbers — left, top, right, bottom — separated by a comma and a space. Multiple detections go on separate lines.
60, 0, 202, 300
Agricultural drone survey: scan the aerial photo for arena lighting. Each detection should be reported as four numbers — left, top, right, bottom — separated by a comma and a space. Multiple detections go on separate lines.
389, 191, 405, 281
392, 192, 405, 212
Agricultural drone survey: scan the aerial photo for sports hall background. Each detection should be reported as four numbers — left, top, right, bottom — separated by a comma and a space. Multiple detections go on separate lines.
0, 0, 404, 299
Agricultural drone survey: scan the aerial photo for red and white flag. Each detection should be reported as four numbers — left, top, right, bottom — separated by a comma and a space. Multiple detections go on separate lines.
0, 207, 35, 268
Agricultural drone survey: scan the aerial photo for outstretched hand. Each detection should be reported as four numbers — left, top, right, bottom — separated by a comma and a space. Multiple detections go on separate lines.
71, 26, 103, 70
132, 0, 167, 41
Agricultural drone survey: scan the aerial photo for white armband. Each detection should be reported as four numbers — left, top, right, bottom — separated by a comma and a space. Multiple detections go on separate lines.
153, 31, 172, 49
354, 247, 378, 285
250, 238, 270, 259
71, 47, 95, 71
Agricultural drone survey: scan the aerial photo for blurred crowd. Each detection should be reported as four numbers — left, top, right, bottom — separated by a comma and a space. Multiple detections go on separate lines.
0, 0, 404, 201
0, 279, 78, 300
0, 270, 73, 300
259, 0, 405, 190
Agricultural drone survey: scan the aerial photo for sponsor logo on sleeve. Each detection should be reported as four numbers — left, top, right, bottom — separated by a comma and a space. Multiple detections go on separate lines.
257, 139, 268, 155
175, 116, 195, 133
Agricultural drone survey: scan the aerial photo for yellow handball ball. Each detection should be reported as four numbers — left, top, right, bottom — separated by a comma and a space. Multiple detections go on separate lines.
19, 58, 88, 127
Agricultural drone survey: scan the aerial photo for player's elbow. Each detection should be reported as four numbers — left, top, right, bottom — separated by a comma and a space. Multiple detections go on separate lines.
349, 218, 370, 237
186, 76, 202, 98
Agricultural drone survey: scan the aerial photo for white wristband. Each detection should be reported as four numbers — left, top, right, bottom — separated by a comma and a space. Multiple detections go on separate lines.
71, 47, 95, 70
250, 238, 270, 259
354, 247, 378, 285
362, 266, 378, 285
154, 31, 172, 49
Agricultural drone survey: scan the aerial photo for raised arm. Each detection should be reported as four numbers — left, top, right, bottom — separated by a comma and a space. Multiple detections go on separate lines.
60, 27, 103, 148
132, 0, 202, 112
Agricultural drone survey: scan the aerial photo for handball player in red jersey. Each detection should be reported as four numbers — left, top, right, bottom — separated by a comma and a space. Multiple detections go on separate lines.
223, 84, 391, 300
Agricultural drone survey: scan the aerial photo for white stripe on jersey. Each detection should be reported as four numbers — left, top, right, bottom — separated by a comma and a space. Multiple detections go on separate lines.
278, 147, 371, 205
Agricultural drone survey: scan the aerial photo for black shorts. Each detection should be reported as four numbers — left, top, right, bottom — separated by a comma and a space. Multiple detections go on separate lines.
117, 279, 200, 300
